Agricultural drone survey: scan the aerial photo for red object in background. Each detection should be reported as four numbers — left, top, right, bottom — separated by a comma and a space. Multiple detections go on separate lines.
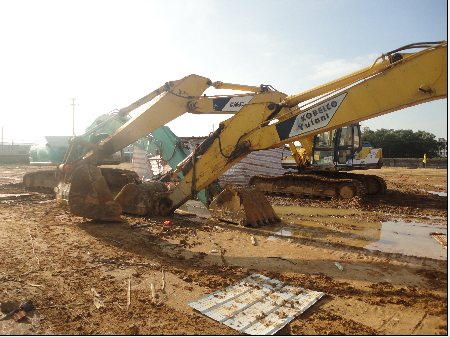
163, 221, 170, 225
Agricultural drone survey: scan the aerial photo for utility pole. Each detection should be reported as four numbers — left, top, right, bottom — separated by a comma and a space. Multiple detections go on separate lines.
70, 98, 78, 136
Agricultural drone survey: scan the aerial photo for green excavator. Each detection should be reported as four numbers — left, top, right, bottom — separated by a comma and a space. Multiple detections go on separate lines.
23, 113, 221, 206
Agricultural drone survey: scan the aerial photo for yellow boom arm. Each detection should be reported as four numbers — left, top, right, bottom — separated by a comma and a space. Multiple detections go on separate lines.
165, 42, 447, 213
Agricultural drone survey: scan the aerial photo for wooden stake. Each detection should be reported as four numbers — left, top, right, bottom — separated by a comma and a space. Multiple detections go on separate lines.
161, 270, 166, 294
150, 283, 156, 303
127, 278, 131, 310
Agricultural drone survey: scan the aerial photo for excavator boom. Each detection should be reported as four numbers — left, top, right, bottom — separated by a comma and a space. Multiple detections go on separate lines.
159, 41, 447, 216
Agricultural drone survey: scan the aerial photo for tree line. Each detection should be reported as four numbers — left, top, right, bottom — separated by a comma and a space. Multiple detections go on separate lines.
361, 128, 444, 158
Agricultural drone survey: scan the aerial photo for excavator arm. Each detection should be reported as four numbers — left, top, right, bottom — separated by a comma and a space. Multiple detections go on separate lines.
155, 41, 447, 219
65, 75, 212, 168
55, 75, 285, 221
255, 42, 447, 150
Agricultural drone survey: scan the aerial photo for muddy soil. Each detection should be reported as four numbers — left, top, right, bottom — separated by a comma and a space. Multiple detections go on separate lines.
0, 165, 447, 335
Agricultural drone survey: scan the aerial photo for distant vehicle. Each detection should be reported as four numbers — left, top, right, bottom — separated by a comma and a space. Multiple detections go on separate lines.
250, 123, 385, 199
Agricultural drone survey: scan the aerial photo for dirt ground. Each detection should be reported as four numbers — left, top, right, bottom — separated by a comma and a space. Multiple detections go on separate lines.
0, 164, 447, 335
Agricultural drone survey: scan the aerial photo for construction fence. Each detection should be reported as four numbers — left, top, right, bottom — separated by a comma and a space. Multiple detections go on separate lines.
382, 158, 448, 169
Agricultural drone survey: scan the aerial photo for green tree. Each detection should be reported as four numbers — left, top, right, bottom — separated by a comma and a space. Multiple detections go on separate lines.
361, 128, 440, 158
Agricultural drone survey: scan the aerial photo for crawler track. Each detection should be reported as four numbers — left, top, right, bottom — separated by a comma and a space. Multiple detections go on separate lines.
335, 172, 387, 195
249, 173, 367, 199
23, 167, 141, 195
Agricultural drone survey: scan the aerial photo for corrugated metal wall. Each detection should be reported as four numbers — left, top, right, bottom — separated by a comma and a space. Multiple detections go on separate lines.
132, 138, 291, 185
219, 147, 290, 185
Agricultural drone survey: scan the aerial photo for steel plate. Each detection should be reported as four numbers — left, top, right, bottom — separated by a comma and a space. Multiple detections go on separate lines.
186, 274, 324, 335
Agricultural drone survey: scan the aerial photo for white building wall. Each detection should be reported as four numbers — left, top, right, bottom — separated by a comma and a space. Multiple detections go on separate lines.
438, 138, 447, 158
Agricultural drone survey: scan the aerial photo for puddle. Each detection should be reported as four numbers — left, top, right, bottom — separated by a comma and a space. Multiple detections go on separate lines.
275, 229, 294, 237
271, 205, 380, 245
178, 202, 447, 260
0, 193, 17, 198
427, 191, 447, 197
0, 193, 35, 198
418, 189, 447, 197
273, 205, 360, 218
177, 200, 211, 218
270, 205, 447, 260
189, 216, 208, 223
365, 221, 447, 260
426, 215, 447, 220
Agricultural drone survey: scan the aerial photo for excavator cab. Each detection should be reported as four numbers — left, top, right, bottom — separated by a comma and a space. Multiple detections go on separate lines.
311, 124, 375, 170
335, 124, 362, 166
311, 129, 336, 167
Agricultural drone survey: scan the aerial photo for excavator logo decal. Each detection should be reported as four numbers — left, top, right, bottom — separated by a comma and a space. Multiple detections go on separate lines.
275, 93, 347, 141
213, 96, 254, 112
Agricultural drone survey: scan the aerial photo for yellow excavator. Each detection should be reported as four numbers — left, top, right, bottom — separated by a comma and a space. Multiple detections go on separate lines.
54, 41, 447, 227
249, 123, 386, 198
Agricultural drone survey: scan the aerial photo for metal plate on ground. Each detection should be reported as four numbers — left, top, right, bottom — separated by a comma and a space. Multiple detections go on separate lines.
430, 232, 447, 249
186, 274, 324, 335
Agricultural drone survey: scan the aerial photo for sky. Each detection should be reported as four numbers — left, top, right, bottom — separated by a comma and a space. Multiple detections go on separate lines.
0, 0, 447, 145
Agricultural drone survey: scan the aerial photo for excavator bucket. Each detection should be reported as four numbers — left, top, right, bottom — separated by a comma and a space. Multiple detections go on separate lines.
209, 186, 280, 227
114, 181, 172, 216
56, 165, 139, 221
56, 165, 279, 227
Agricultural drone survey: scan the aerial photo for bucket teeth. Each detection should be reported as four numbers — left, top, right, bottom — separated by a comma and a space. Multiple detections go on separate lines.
209, 186, 279, 227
